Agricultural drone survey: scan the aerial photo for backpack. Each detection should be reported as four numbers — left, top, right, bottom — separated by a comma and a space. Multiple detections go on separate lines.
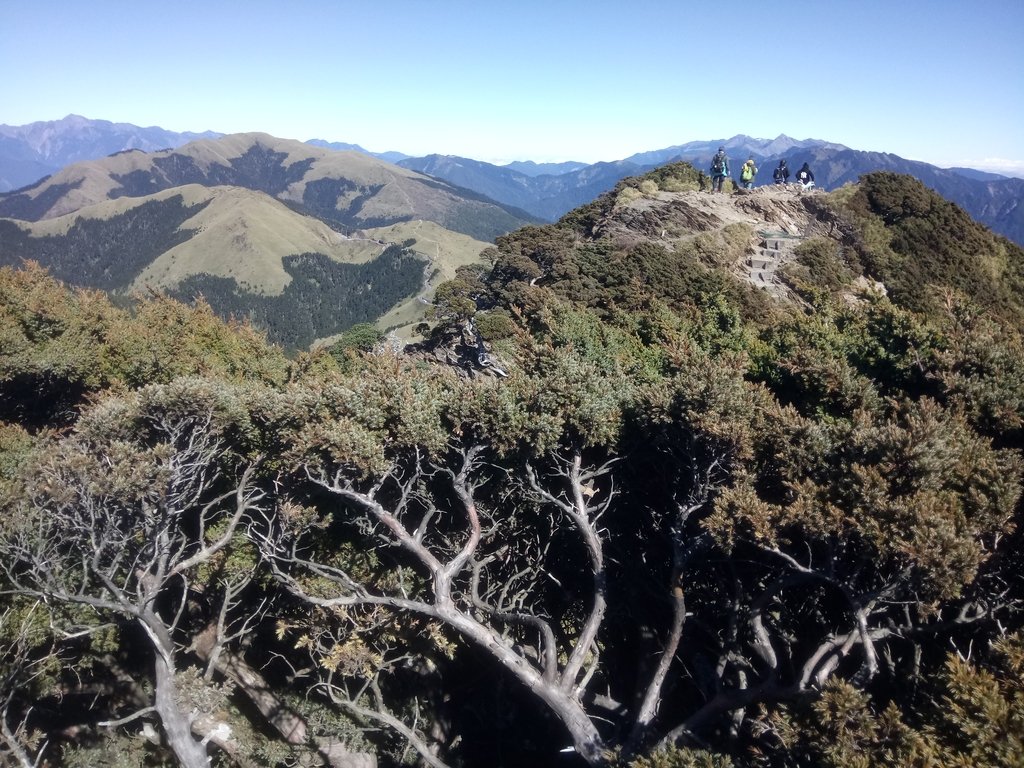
799, 170, 808, 181
773, 167, 783, 181
711, 153, 725, 174
741, 164, 754, 182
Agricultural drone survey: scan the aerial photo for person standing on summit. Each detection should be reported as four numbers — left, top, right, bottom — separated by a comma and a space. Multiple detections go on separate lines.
709, 146, 729, 193
796, 162, 815, 189
773, 159, 790, 185
740, 156, 758, 189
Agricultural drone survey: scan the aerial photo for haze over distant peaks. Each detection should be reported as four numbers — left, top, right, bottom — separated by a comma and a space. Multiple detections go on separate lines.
501, 159, 590, 177
306, 138, 409, 165
0, 114, 222, 191
622, 135, 850, 167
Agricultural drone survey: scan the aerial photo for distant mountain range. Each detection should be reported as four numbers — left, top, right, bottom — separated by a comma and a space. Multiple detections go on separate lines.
306, 138, 409, 166
0, 131, 534, 240
1, 118, 1021, 342
502, 160, 590, 177
620, 134, 850, 167
0, 114, 222, 192
2, 118, 1021, 245
398, 155, 646, 221
398, 135, 1024, 247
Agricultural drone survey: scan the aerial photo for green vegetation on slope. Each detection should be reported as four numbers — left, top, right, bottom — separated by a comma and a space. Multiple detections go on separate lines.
0, 195, 211, 289
0, 179, 83, 220
827, 171, 1024, 323
172, 245, 426, 351
0, 262, 289, 428
0, 166, 1021, 768
110, 144, 316, 199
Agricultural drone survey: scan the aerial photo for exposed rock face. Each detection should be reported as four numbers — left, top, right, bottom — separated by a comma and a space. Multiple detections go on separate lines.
405, 320, 510, 380
597, 185, 822, 295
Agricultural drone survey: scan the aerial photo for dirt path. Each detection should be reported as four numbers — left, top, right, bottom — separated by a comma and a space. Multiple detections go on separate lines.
678, 184, 818, 234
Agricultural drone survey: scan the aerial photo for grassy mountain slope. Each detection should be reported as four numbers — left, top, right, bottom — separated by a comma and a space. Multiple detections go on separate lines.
0, 181, 493, 350
0, 133, 520, 349
170, 245, 425, 352
6, 184, 382, 295
0, 185, 395, 294
357, 219, 492, 337
306, 137, 409, 164
127, 185, 387, 294
0, 132, 538, 241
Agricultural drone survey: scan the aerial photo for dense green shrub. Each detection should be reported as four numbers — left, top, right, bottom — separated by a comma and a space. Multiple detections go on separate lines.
838, 172, 1024, 324
788, 236, 855, 291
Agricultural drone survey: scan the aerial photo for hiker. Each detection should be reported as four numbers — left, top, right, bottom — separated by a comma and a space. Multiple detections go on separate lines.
773, 159, 789, 185
709, 146, 729, 193
740, 156, 758, 189
796, 162, 815, 189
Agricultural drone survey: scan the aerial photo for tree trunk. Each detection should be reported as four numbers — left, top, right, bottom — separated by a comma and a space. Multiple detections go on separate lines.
153, 651, 210, 768
629, 585, 686, 750
439, 606, 607, 765
193, 623, 307, 744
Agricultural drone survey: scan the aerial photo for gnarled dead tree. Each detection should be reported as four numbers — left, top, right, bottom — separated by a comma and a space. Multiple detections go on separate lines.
257, 443, 622, 766
0, 382, 266, 768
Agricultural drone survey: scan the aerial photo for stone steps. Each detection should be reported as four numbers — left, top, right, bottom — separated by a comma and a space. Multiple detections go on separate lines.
750, 251, 778, 271
746, 231, 803, 290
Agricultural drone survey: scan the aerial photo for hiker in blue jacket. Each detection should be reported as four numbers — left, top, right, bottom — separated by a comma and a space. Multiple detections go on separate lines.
709, 147, 729, 193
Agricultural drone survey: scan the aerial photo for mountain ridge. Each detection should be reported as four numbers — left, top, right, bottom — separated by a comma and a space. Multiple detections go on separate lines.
2, 118, 1021, 244
398, 154, 646, 221
0, 114, 222, 191
0, 132, 537, 241
0, 132, 521, 349
401, 139, 1024, 246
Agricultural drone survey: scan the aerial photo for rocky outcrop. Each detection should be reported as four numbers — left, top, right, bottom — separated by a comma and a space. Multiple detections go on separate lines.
405, 320, 510, 379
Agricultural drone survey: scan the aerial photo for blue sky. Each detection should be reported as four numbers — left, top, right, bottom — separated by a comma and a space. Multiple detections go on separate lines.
2, 0, 1022, 174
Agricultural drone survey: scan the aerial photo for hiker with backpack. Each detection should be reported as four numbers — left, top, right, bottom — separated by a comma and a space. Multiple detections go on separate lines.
796, 162, 815, 189
773, 159, 789, 185
709, 146, 729, 193
740, 156, 758, 189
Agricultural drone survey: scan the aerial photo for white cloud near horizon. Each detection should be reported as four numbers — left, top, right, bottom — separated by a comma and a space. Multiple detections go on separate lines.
955, 158, 1024, 178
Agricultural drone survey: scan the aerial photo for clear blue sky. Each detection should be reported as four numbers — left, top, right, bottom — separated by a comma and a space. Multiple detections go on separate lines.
2, 0, 1022, 174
